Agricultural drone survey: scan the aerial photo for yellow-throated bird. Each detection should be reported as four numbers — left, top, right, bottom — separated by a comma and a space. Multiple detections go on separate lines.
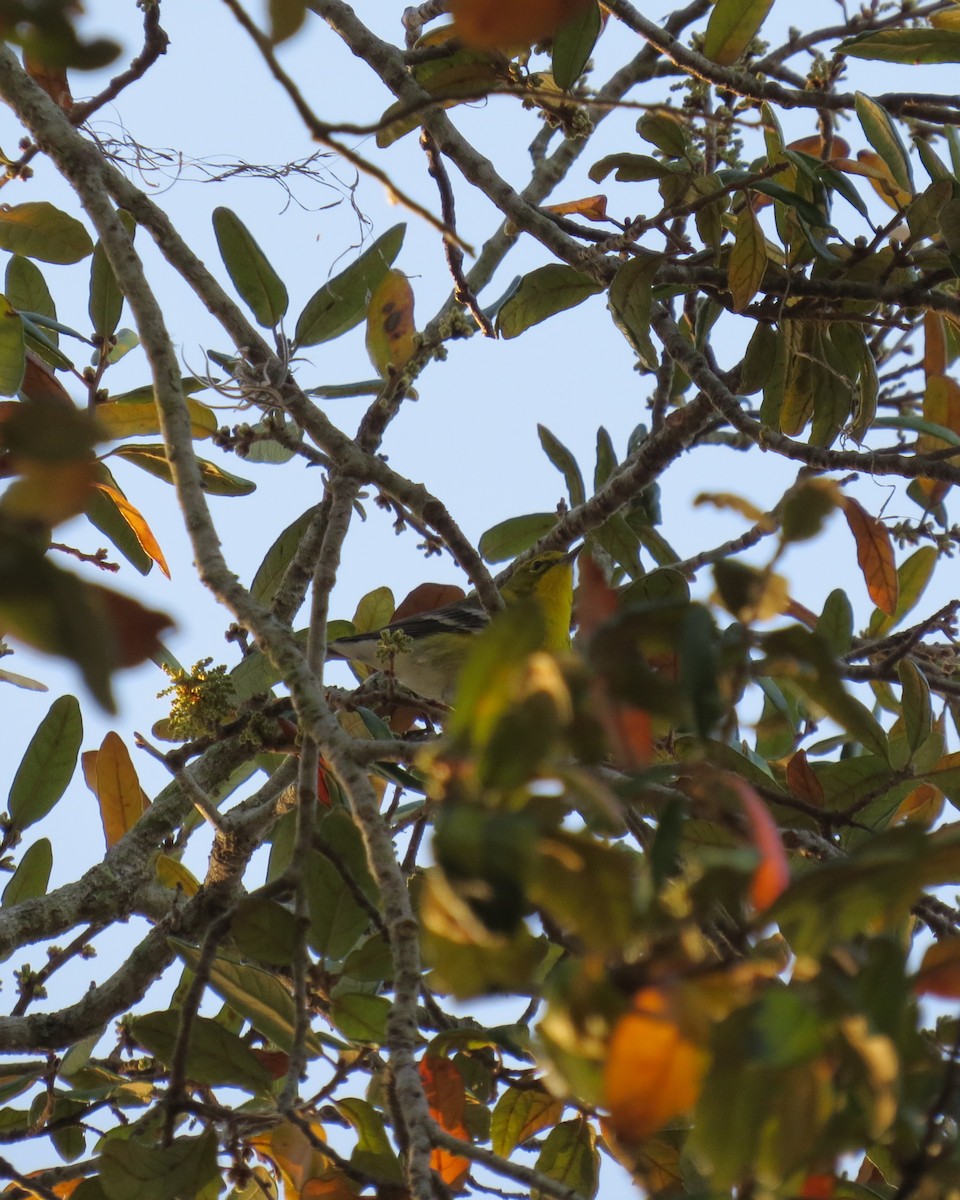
326, 548, 578, 705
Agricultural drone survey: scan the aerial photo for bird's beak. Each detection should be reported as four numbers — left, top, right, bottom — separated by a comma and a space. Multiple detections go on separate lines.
563, 544, 583, 564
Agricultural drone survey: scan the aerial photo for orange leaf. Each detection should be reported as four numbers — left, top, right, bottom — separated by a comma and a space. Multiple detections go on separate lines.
604, 987, 708, 1142
924, 312, 947, 379
725, 774, 790, 910
786, 134, 850, 161
917, 373, 960, 505
251, 1048, 291, 1080
420, 1056, 471, 1189
832, 153, 912, 210
543, 195, 609, 222
840, 497, 898, 616
785, 749, 824, 808
914, 938, 960, 997
366, 270, 416, 377
450, 0, 595, 49
85, 731, 149, 849
92, 483, 170, 578
800, 1175, 836, 1200
890, 782, 943, 828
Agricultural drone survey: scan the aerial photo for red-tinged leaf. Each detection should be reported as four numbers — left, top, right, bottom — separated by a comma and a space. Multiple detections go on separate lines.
543, 195, 609, 222
20, 352, 72, 407
785, 749, 824, 807
575, 554, 619, 639
89, 585, 174, 667
801, 1176, 836, 1200
420, 1056, 471, 1189
491, 1086, 565, 1158
85, 731, 149, 849
606, 706, 653, 770
393, 582, 466, 623
725, 773, 790, 910
250, 1048, 291, 1080
366, 269, 416, 378
604, 987, 708, 1142
924, 312, 947, 378
450, 0, 594, 50
91, 483, 170, 577
914, 938, 960, 997
317, 758, 333, 809
841, 497, 898, 616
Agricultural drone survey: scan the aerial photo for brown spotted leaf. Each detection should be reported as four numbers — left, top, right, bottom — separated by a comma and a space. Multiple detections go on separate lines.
366, 270, 416, 378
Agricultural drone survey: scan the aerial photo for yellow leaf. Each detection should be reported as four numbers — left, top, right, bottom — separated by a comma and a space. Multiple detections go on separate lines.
930, 8, 960, 29
833, 153, 911, 211
95, 397, 217, 441
924, 312, 947, 378
604, 987, 708, 1142
365, 269, 417, 377
155, 853, 200, 896
92, 483, 170, 578
728, 203, 767, 312
543, 194, 609, 222
85, 731, 149, 849
840, 497, 898, 616
694, 491, 767, 524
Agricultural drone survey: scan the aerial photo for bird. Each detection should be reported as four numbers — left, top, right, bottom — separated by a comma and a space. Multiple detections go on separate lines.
326, 547, 579, 706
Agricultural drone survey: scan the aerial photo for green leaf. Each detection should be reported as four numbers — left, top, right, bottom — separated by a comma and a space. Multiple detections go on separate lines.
337, 1097, 404, 1185
537, 425, 585, 507
0, 296, 25, 396
6, 257, 56, 336
306, 850, 372, 960
269, 0, 307, 43
171, 940, 330, 1056
496, 265, 603, 339
353, 586, 395, 635
0, 203, 93, 264
109, 444, 255, 495
704, 0, 775, 64
867, 545, 938, 637
1, 838, 52, 907
342, 934, 393, 983
294, 224, 405, 347
588, 153, 676, 183
230, 896, 298, 966
534, 1119, 599, 1200
899, 659, 932, 757
873, 413, 960, 446
479, 513, 557, 563
250, 506, 319, 604
130, 1011, 274, 1092
552, 1, 601, 90
607, 254, 661, 370
99, 1132, 220, 1200
330, 991, 391, 1043
839, 27, 960, 64
96, 398, 217, 441
814, 589, 853, 658
88, 211, 135, 339
212, 207, 288, 329
855, 92, 913, 193
8, 695, 82, 829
